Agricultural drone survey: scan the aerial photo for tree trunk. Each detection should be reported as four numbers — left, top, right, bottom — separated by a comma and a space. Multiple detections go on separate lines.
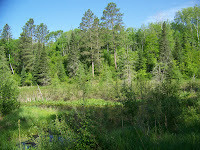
114, 47, 117, 69
9, 54, 14, 74
196, 16, 199, 44
92, 60, 94, 78
97, 35, 100, 61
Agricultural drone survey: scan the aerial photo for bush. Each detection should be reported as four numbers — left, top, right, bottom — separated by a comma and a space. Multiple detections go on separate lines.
144, 80, 182, 132
0, 79, 19, 115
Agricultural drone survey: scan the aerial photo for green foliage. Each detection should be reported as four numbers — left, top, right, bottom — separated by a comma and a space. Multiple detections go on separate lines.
20, 66, 26, 86
57, 60, 66, 82
0, 79, 19, 115
144, 24, 159, 72
34, 46, 51, 85
25, 72, 33, 86
101, 2, 124, 69
121, 83, 138, 119
75, 63, 89, 100
19, 19, 36, 73
159, 22, 173, 64
0, 47, 19, 115
66, 31, 80, 77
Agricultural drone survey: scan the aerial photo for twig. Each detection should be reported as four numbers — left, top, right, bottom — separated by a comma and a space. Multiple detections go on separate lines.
9, 54, 14, 74
37, 84, 44, 100
18, 119, 22, 150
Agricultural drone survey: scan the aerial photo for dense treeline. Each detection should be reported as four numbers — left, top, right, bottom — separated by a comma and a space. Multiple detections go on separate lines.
0, 3, 200, 86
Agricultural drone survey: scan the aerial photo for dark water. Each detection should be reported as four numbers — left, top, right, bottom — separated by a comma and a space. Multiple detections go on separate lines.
20, 134, 65, 149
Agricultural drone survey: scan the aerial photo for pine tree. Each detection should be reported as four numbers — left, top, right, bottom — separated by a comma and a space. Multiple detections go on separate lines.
80, 9, 95, 77
101, 2, 123, 69
1, 24, 12, 43
67, 31, 80, 77
22, 18, 35, 45
91, 17, 104, 75
35, 23, 49, 47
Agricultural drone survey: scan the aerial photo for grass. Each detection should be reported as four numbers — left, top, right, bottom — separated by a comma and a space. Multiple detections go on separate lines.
22, 99, 121, 107
18, 80, 119, 102
1, 79, 200, 149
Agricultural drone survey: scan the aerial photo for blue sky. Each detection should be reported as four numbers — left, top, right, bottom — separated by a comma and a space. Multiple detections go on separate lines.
0, 0, 197, 39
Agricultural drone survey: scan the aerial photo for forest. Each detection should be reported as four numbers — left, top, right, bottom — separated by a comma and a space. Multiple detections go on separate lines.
0, 2, 200, 150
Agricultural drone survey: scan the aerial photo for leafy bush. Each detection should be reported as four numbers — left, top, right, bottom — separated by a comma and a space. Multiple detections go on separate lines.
34, 114, 97, 150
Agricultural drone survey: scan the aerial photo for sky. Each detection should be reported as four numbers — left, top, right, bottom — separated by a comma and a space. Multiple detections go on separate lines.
0, 0, 198, 39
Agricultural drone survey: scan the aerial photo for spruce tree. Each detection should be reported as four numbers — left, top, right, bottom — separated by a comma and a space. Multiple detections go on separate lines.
67, 31, 80, 77
159, 22, 172, 64
19, 19, 36, 73
154, 22, 173, 82
19, 32, 35, 73
57, 60, 66, 82
36, 47, 50, 85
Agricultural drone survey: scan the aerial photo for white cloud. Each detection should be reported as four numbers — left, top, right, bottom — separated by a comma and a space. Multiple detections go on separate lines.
144, 1, 196, 24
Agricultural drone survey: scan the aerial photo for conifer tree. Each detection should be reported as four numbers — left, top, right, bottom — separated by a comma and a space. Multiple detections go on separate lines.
35, 23, 49, 48
1, 24, 15, 74
159, 22, 172, 64
67, 31, 80, 77
154, 22, 173, 82
1, 24, 12, 43
19, 19, 36, 73
144, 24, 159, 73
92, 17, 103, 74
19, 32, 35, 72
101, 2, 123, 69
80, 9, 95, 77
36, 47, 50, 85
57, 60, 66, 82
